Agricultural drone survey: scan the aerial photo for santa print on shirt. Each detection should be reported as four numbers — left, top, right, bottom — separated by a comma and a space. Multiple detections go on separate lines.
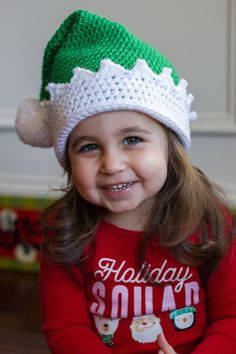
86, 221, 202, 348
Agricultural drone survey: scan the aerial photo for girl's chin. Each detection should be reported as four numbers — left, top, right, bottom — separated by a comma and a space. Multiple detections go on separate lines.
102, 202, 146, 219
102, 201, 140, 214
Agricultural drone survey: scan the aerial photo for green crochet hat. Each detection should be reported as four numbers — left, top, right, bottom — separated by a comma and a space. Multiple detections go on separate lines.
16, 10, 197, 167
40, 10, 180, 100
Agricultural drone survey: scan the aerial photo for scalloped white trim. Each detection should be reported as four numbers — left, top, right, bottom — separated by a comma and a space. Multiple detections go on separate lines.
45, 59, 197, 166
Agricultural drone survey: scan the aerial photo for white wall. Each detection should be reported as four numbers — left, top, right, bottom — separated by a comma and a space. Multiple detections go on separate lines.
0, 0, 236, 203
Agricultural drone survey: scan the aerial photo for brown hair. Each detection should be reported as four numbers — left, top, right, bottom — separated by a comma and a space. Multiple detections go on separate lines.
41, 128, 234, 277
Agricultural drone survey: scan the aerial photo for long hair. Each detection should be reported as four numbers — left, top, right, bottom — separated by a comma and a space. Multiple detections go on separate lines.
140, 129, 233, 277
41, 128, 233, 276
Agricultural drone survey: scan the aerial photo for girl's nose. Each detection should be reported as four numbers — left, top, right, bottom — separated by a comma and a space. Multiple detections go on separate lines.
100, 149, 126, 175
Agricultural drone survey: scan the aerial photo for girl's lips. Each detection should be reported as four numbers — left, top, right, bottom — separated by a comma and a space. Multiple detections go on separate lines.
103, 182, 135, 192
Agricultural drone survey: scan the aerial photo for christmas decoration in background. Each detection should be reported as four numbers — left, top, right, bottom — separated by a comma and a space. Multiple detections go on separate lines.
0, 196, 53, 272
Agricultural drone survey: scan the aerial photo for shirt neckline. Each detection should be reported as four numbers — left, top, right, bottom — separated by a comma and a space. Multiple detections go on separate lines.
100, 218, 145, 239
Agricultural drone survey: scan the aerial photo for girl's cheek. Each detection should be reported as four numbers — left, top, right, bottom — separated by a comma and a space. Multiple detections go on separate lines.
141, 153, 167, 171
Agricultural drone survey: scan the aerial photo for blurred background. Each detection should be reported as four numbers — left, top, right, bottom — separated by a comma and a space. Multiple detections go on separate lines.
0, 0, 235, 353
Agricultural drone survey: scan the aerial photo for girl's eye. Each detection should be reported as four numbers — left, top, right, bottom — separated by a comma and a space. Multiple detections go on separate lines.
79, 143, 99, 152
123, 136, 143, 145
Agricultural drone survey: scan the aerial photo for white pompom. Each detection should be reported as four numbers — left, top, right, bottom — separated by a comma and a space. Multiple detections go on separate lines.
15, 98, 53, 147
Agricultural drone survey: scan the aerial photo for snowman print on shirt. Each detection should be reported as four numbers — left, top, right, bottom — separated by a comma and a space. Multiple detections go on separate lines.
94, 315, 120, 346
170, 306, 196, 331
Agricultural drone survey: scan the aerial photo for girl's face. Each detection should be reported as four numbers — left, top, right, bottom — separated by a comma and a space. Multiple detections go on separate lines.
68, 111, 168, 229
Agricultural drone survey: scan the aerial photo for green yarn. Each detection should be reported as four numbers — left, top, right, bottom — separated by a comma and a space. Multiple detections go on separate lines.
40, 10, 180, 100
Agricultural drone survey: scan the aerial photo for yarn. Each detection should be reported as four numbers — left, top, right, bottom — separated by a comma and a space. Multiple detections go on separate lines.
40, 10, 180, 100
16, 10, 197, 168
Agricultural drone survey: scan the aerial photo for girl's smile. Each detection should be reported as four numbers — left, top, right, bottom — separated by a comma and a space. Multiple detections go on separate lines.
101, 181, 140, 202
68, 111, 168, 229
103, 182, 135, 192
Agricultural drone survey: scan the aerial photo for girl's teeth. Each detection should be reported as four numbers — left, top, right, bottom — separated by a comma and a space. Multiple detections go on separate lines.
105, 182, 132, 192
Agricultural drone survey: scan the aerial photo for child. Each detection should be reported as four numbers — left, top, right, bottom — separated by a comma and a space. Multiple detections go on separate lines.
15, 10, 236, 354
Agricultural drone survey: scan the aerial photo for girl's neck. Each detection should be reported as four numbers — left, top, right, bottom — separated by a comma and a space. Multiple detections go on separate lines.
103, 203, 153, 232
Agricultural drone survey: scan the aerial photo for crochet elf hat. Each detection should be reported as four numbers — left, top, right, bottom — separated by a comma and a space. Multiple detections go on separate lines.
15, 10, 197, 167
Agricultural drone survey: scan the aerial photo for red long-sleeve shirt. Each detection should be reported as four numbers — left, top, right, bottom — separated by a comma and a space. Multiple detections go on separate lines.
40, 219, 236, 353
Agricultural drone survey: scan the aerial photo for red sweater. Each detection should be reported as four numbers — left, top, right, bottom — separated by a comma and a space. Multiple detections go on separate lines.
40, 220, 236, 353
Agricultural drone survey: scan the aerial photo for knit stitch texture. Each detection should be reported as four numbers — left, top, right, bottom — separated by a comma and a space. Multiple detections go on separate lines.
40, 10, 180, 100
46, 59, 195, 166
15, 10, 197, 168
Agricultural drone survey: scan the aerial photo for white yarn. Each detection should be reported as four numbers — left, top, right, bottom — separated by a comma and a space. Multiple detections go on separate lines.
16, 60, 197, 167
46, 59, 197, 166
15, 98, 52, 148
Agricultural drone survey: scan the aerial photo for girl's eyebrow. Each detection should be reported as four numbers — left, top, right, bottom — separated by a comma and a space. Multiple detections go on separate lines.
70, 136, 95, 149
119, 126, 152, 135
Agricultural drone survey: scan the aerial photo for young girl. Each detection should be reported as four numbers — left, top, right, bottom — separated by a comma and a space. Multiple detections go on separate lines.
15, 10, 236, 354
